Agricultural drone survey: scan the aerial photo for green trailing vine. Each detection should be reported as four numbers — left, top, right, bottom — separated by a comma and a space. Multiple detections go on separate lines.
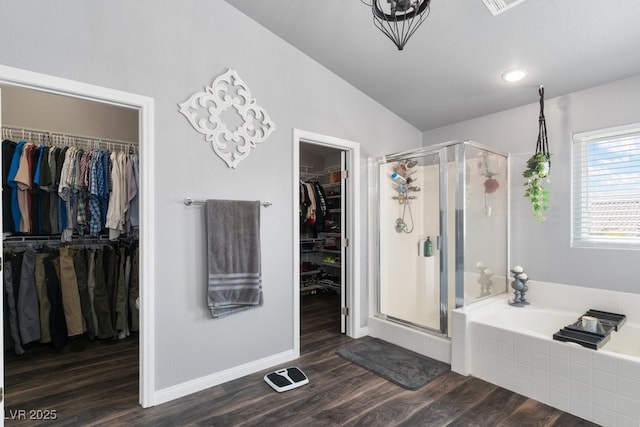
524, 85, 551, 223
523, 153, 550, 222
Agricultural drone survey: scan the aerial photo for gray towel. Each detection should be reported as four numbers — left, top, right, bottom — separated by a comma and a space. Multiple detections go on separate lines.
206, 199, 263, 318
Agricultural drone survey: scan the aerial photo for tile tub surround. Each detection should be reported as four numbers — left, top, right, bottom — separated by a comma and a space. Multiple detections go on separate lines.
452, 281, 640, 427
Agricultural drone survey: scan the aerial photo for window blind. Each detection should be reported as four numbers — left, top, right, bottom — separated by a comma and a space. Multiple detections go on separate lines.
572, 129, 640, 249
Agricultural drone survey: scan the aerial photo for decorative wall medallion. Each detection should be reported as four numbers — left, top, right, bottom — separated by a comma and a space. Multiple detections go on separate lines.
178, 68, 276, 168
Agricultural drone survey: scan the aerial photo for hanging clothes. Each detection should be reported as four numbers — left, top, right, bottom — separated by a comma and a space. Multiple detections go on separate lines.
4, 254, 25, 355
299, 180, 328, 236
7, 141, 26, 232
43, 252, 68, 348
3, 240, 140, 354
17, 247, 40, 344
2, 138, 138, 241
2, 140, 17, 231
34, 252, 52, 344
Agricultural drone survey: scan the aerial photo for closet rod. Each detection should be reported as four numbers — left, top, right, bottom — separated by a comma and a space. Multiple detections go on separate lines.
299, 165, 342, 177
2, 124, 138, 151
183, 197, 272, 208
2, 236, 113, 247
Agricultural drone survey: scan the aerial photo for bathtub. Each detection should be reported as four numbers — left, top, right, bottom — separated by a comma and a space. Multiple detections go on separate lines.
452, 282, 640, 427
472, 305, 640, 358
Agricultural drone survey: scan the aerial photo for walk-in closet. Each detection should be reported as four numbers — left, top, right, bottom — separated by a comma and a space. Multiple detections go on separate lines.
299, 142, 345, 333
1, 85, 141, 414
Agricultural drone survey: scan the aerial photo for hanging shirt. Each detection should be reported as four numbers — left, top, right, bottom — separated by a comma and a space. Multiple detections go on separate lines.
59, 147, 77, 241
38, 146, 52, 234
7, 141, 26, 232
56, 147, 69, 233
48, 147, 60, 234
76, 150, 92, 235
106, 151, 126, 240
14, 142, 35, 233
88, 149, 102, 236
32, 145, 46, 234
100, 150, 110, 228
127, 153, 139, 230
2, 140, 17, 232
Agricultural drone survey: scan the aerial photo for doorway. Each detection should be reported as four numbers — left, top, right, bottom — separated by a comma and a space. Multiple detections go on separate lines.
299, 142, 346, 335
293, 129, 362, 357
0, 65, 155, 416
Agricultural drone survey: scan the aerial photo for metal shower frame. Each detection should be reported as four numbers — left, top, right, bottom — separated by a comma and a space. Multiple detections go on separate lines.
372, 139, 510, 336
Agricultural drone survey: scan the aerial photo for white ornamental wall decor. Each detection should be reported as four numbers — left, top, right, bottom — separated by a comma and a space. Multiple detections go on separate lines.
178, 68, 276, 168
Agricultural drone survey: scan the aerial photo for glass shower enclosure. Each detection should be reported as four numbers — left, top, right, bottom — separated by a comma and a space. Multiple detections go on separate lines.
374, 140, 509, 337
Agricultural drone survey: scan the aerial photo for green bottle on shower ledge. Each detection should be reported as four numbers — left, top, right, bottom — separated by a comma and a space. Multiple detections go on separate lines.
424, 236, 433, 257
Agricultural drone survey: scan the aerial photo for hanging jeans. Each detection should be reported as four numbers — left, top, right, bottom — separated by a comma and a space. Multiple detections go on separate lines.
34, 252, 52, 344
86, 249, 100, 336
17, 248, 41, 344
44, 254, 68, 348
58, 247, 84, 336
4, 256, 24, 355
115, 246, 128, 333
74, 249, 95, 340
128, 246, 139, 332
93, 248, 115, 339
103, 245, 117, 329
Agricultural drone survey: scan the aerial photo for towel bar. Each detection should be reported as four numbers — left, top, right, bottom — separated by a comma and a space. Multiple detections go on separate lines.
184, 197, 272, 208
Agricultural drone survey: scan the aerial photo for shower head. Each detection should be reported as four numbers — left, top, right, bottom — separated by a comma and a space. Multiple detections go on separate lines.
404, 159, 418, 168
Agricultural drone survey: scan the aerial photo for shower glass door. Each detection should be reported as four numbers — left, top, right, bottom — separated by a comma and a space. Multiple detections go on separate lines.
375, 141, 509, 337
377, 150, 444, 332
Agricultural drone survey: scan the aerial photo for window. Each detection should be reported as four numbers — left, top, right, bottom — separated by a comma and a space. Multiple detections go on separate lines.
572, 124, 640, 249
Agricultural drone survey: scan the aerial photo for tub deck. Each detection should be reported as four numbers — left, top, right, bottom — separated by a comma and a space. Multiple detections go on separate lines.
453, 284, 640, 427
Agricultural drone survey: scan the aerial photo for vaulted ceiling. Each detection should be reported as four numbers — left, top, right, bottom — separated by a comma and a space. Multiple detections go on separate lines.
225, 0, 640, 131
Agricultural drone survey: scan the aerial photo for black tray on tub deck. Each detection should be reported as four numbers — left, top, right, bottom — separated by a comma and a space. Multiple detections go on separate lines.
552, 309, 626, 350
582, 309, 626, 330
552, 328, 611, 350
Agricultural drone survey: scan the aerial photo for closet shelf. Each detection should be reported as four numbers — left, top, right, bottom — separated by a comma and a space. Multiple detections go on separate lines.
318, 279, 341, 290
300, 269, 321, 277
321, 262, 341, 268
321, 249, 341, 254
320, 232, 341, 237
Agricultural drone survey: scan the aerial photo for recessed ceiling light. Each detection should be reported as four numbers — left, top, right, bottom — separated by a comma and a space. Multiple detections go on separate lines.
502, 68, 528, 82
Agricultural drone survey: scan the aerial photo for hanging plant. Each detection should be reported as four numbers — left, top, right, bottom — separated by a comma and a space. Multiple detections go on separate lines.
523, 153, 550, 222
523, 86, 551, 222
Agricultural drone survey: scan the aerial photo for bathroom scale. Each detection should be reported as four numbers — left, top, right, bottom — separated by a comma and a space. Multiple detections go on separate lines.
263, 367, 309, 392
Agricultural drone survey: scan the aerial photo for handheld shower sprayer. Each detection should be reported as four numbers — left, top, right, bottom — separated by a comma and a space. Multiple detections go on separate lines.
390, 172, 407, 184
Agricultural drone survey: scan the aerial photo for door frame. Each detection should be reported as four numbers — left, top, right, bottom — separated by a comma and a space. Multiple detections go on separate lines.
293, 129, 362, 354
0, 86, 4, 422
0, 64, 156, 408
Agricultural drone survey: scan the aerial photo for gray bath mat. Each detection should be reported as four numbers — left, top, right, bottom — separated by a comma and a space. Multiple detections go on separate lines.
337, 338, 450, 390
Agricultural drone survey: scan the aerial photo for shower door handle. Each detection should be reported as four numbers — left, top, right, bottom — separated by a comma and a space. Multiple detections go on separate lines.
436, 236, 441, 251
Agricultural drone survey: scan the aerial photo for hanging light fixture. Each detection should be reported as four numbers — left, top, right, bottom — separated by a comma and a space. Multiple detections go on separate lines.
361, 0, 432, 50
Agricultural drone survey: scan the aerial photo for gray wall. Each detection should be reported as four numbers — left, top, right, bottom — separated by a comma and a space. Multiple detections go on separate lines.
1, 85, 139, 141
0, 0, 421, 392
422, 75, 640, 294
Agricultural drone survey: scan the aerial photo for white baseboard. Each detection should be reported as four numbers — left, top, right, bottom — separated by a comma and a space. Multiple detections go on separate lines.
351, 326, 369, 339
151, 349, 297, 406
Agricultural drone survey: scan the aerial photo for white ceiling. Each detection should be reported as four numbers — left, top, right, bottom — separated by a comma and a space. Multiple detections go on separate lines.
225, 0, 640, 132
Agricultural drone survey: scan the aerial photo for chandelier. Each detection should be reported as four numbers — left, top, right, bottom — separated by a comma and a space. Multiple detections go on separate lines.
361, 0, 432, 50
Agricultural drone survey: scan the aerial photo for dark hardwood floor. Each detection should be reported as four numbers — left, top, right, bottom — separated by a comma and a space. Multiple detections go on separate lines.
5, 293, 598, 426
